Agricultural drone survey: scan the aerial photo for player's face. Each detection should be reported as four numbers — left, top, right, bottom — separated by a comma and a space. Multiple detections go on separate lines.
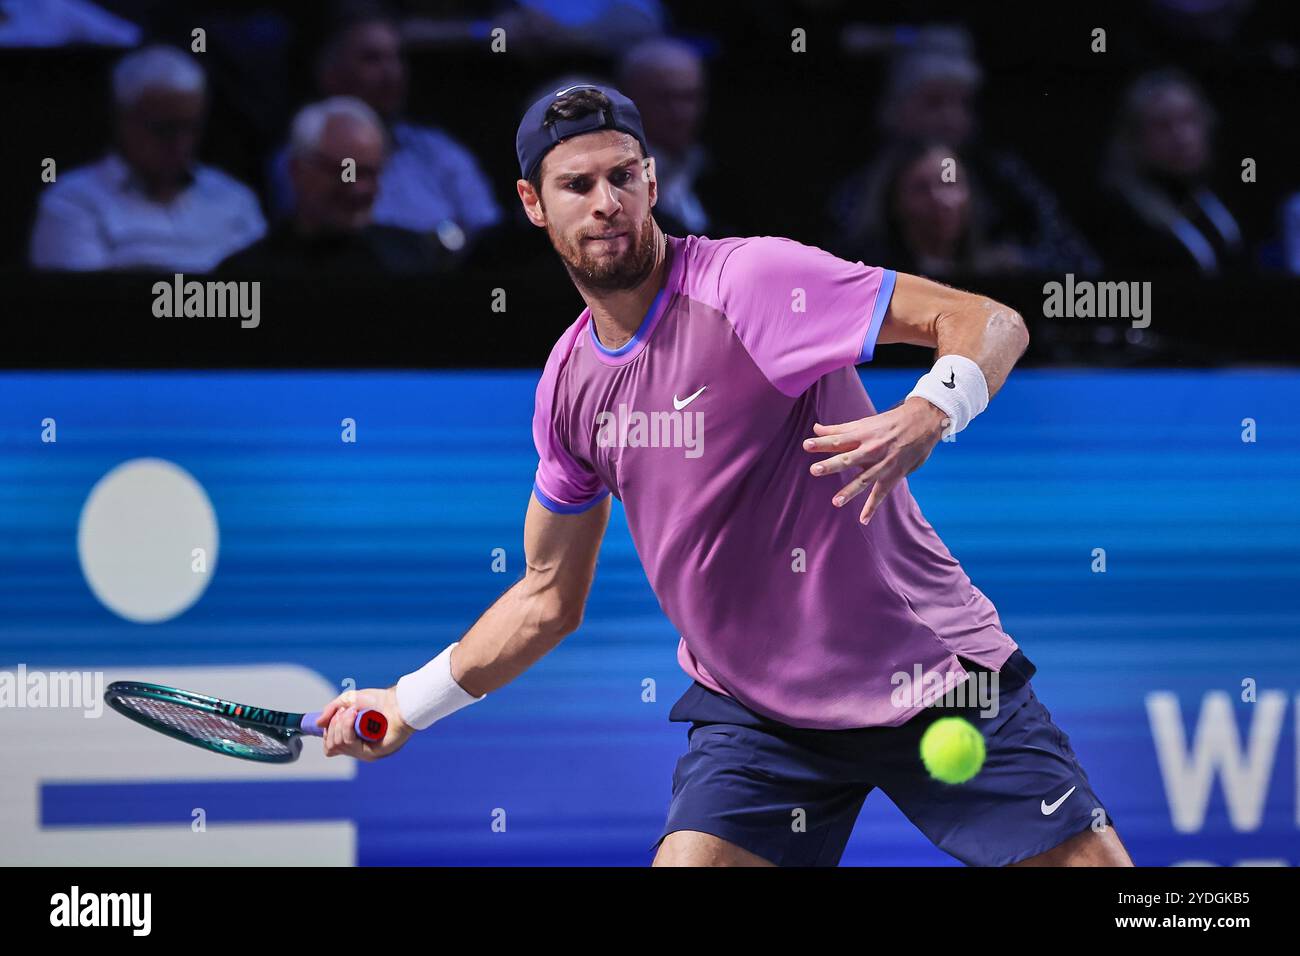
526, 131, 659, 291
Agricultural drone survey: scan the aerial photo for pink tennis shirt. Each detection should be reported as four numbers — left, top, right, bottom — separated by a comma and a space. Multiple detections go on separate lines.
532, 233, 1018, 729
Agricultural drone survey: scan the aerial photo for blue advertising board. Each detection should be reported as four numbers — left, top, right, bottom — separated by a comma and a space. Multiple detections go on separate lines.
2, 370, 1296, 865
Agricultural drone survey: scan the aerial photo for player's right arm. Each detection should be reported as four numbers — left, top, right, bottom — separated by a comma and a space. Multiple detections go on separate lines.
319, 488, 609, 760
448, 492, 609, 696
321, 327, 607, 760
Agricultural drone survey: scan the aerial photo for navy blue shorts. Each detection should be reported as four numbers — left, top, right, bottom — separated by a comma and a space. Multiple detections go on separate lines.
653, 650, 1114, 866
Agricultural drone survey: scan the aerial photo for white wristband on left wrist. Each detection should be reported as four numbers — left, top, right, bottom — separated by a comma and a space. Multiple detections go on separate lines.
905, 354, 989, 435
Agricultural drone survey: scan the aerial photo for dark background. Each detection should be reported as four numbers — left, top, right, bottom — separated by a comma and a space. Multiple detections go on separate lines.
2, 0, 1297, 366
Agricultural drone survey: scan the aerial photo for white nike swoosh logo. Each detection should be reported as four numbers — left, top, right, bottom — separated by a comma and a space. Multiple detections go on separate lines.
673, 386, 707, 410
1040, 786, 1077, 815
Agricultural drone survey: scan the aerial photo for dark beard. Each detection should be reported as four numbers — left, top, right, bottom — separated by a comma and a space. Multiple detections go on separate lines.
553, 217, 659, 292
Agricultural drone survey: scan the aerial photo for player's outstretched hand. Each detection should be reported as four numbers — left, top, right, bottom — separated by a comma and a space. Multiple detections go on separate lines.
316, 686, 415, 761
802, 396, 948, 525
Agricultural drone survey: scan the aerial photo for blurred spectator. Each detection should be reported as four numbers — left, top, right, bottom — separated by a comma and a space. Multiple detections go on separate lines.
29, 45, 265, 272
826, 140, 1021, 278
493, 0, 665, 56
1097, 69, 1245, 274
1282, 193, 1300, 274
830, 27, 1100, 274
618, 37, 715, 236
222, 96, 446, 274
1134, 0, 1299, 72
267, 4, 500, 249
0, 0, 140, 47
403, 0, 666, 55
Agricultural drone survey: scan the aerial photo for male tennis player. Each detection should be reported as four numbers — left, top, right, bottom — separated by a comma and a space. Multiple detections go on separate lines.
319, 84, 1133, 867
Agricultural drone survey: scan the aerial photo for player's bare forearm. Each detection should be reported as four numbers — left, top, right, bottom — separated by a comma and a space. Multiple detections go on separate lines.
449, 576, 576, 696
318, 497, 607, 759
877, 272, 1029, 397
451, 494, 609, 697
931, 293, 1028, 399
802, 273, 1028, 524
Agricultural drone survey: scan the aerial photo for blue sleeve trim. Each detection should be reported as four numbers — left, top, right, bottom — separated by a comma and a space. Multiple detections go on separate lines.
533, 482, 610, 515
857, 268, 897, 364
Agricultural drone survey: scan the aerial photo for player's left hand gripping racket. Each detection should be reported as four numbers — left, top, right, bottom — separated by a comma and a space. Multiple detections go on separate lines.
104, 681, 388, 763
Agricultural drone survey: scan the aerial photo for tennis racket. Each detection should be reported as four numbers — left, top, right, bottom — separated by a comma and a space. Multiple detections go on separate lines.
104, 680, 388, 763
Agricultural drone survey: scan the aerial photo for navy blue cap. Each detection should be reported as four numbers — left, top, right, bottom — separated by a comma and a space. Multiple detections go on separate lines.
516, 83, 648, 182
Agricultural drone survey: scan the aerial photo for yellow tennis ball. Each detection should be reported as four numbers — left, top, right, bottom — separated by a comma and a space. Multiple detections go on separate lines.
920, 716, 985, 784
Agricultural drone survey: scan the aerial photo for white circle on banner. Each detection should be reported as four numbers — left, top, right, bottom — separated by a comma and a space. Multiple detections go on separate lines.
78, 458, 219, 623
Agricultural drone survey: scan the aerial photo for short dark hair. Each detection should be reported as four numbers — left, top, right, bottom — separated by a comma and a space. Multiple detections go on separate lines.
526, 87, 645, 198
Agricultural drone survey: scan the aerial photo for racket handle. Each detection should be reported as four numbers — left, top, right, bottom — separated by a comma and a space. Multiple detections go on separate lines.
301, 708, 389, 742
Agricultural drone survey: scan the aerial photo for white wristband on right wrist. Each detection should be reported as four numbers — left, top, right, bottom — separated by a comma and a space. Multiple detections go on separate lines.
395, 643, 485, 730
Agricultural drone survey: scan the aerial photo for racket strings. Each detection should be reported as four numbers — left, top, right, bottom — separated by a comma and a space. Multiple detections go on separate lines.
116, 694, 295, 758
